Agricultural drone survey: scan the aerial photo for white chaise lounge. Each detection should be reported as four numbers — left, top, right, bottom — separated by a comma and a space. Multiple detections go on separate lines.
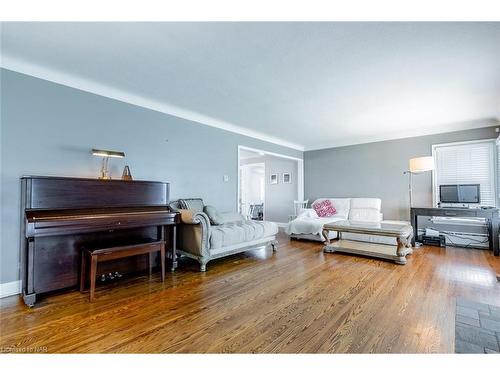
286, 198, 404, 245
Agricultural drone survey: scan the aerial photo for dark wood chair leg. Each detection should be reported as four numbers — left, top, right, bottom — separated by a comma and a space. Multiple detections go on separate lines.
80, 250, 87, 292
160, 245, 165, 282
148, 252, 153, 276
170, 225, 178, 272
89, 255, 98, 302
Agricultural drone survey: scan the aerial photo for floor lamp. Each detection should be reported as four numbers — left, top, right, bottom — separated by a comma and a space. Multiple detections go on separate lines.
403, 156, 435, 210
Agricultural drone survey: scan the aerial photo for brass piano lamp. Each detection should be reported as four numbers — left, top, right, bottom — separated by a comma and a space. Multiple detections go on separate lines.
91, 149, 125, 179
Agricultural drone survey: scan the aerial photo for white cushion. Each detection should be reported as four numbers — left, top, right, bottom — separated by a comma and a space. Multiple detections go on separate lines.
210, 220, 278, 249
350, 198, 381, 210
348, 208, 383, 222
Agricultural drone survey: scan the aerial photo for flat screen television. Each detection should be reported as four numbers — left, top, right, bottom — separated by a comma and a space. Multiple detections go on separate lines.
439, 184, 480, 204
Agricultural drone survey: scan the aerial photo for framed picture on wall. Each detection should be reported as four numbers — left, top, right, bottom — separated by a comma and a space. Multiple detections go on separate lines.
282, 172, 291, 184
270, 174, 278, 184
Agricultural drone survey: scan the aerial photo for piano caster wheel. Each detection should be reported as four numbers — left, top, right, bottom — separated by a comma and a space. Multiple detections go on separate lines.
23, 293, 36, 307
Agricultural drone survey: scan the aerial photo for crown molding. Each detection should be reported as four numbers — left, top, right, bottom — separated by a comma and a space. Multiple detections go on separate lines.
1, 55, 305, 151
3, 56, 496, 153
304, 118, 500, 151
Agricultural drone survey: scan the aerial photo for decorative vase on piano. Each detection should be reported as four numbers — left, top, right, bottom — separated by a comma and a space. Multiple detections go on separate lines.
122, 165, 133, 180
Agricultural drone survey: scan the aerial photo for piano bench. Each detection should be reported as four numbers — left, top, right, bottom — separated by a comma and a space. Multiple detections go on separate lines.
80, 240, 166, 302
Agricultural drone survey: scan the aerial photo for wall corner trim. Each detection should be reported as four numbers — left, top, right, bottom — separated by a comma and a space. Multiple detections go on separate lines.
1, 56, 305, 151
0, 280, 21, 299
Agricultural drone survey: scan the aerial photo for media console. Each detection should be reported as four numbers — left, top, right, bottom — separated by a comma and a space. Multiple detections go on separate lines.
410, 207, 499, 256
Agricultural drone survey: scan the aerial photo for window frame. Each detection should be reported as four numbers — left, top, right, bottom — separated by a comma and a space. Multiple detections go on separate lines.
431, 138, 497, 208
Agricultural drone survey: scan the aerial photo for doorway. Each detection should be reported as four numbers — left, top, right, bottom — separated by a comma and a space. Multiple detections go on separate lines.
239, 162, 265, 220
238, 146, 304, 225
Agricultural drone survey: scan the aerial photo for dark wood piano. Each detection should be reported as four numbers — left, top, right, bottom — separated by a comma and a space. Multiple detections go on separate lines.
20, 176, 180, 306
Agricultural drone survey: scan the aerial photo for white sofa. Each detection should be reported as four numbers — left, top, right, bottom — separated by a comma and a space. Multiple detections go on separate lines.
286, 198, 404, 245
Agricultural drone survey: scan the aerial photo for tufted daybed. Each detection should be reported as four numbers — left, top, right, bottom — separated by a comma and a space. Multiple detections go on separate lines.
170, 199, 278, 271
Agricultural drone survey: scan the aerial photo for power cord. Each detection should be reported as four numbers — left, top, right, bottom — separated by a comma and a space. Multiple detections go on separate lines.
425, 226, 489, 248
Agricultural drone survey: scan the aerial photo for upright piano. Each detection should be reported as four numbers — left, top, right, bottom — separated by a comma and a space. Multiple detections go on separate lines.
20, 176, 180, 306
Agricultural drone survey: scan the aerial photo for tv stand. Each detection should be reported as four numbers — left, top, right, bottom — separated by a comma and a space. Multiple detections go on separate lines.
438, 203, 475, 209
410, 207, 499, 255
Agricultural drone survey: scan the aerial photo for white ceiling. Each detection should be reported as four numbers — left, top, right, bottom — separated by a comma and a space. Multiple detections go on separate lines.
1, 22, 499, 151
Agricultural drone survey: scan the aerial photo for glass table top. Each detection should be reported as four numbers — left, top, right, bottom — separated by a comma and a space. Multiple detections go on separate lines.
324, 220, 412, 235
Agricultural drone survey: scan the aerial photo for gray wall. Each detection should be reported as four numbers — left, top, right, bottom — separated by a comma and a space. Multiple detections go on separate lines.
264, 156, 298, 222
0, 69, 302, 284
241, 155, 298, 222
2, 67, 497, 285
305, 126, 498, 220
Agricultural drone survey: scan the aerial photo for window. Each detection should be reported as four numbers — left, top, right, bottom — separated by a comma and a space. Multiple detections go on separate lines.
497, 137, 500, 200
432, 139, 497, 207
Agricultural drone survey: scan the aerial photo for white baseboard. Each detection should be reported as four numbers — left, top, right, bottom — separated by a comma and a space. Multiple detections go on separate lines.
0, 280, 21, 298
275, 222, 288, 228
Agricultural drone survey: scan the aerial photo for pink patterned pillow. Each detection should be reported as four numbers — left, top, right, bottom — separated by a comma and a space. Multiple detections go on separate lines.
312, 200, 337, 217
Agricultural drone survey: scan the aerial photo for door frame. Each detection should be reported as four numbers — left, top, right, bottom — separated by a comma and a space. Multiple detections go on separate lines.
237, 145, 304, 220
239, 162, 265, 219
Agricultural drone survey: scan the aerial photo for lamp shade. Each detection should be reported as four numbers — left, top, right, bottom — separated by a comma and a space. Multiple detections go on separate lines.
91, 149, 125, 158
409, 156, 434, 173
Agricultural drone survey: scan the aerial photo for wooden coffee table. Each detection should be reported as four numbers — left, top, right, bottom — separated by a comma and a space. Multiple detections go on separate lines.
322, 220, 413, 265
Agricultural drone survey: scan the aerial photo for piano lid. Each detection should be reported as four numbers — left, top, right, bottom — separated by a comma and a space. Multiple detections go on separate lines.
22, 176, 170, 210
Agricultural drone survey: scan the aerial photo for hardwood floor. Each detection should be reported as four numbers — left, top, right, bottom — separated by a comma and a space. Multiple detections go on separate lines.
2, 232, 500, 353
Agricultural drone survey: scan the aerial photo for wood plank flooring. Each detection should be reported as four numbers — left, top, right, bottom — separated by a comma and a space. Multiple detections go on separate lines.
2, 232, 500, 353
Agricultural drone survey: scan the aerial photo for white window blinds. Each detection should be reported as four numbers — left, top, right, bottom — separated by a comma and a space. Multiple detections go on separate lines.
433, 140, 496, 207
497, 138, 500, 199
